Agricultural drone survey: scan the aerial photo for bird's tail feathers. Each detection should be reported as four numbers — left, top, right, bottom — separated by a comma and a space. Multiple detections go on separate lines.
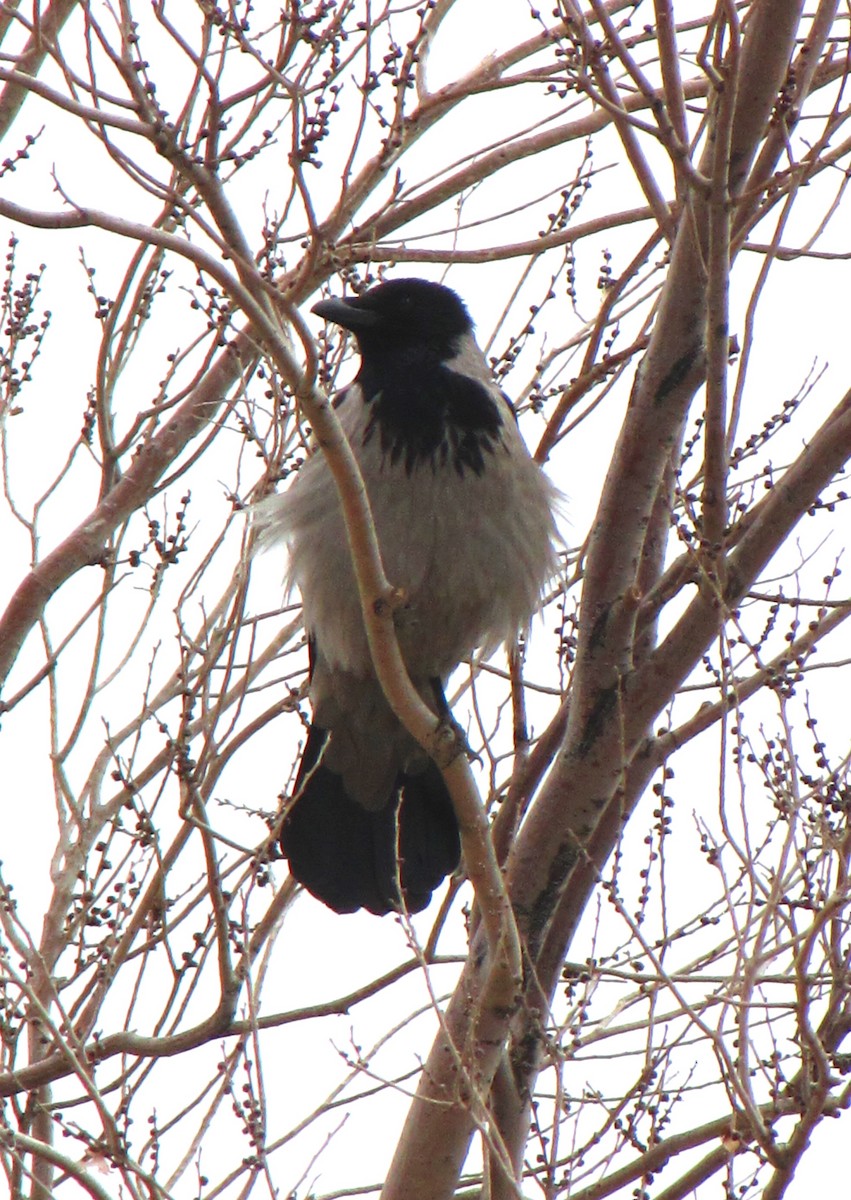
281, 726, 460, 915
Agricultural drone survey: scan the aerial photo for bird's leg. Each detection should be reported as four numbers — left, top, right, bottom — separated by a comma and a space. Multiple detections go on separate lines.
429, 678, 481, 766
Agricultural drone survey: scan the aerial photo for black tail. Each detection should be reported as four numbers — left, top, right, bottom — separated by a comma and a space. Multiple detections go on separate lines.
281, 726, 461, 915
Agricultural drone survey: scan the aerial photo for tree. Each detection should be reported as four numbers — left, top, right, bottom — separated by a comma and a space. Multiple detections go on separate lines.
2, 1, 851, 1197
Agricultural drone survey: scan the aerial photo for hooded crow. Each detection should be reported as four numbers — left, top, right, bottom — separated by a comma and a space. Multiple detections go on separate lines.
257, 278, 559, 914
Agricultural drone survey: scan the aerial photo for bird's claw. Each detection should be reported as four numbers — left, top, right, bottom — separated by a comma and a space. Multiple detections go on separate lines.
433, 713, 481, 769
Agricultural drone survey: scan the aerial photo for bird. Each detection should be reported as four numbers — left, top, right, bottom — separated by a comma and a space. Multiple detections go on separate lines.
255, 277, 560, 915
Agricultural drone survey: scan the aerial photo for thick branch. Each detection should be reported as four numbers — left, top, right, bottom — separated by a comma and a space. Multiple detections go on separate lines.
0, 340, 249, 690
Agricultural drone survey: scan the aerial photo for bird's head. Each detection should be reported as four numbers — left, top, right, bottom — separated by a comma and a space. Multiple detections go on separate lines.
312, 278, 473, 360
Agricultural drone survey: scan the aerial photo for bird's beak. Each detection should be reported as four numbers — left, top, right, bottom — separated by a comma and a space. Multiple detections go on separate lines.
312, 296, 381, 332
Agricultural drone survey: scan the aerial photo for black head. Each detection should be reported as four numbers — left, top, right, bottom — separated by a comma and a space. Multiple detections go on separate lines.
312, 278, 473, 359
313, 278, 502, 476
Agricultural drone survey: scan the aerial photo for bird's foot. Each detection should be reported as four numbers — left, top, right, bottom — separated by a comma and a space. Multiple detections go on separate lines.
431, 712, 481, 769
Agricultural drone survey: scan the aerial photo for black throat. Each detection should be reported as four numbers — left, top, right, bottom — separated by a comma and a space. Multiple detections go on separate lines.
358, 344, 505, 476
